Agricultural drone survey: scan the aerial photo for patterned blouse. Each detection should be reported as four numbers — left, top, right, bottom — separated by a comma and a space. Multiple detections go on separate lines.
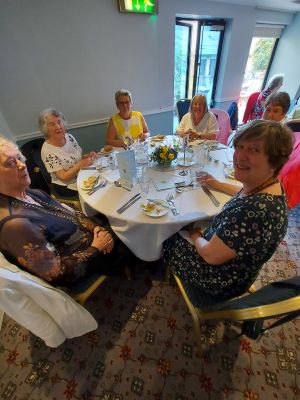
163, 192, 288, 301
0, 189, 99, 285
252, 87, 272, 120
41, 133, 82, 187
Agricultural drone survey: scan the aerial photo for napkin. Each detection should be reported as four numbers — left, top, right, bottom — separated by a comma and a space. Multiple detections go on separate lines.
101, 169, 120, 183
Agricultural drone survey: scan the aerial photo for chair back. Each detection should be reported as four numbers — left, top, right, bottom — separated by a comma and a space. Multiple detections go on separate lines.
227, 101, 238, 130
176, 98, 191, 122
286, 119, 300, 133
242, 92, 260, 123
20, 138, 51, 193
210, 108, 231, 145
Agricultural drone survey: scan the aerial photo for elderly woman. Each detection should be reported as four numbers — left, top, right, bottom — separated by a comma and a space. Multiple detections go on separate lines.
40, 108, 97, 196
164, 120, 293, 301
253, 74, 284, 120
176, 94, 218, 140
0, 137, 131, 285
106, 89, 150, 148
262, 91, 290, 123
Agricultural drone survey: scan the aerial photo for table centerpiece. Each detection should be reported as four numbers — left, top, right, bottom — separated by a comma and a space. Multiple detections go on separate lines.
149, 144, 178, 167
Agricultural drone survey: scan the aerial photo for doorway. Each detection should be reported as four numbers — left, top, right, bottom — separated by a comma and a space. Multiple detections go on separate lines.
174, 18, 225, 108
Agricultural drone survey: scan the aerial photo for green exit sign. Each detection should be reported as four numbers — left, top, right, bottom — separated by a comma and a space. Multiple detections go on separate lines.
119, 0, 158, 15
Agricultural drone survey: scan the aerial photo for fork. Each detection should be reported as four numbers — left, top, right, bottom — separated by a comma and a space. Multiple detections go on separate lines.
166, 193, 179, 215
87, 179, 106, 195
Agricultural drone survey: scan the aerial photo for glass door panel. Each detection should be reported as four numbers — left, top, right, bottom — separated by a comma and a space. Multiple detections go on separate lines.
174, 23, 191, 103
238, 37, 277, 123
195, 25, 222, 106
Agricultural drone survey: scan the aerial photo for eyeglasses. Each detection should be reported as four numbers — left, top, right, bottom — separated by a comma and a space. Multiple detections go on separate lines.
117, 101, 131, 106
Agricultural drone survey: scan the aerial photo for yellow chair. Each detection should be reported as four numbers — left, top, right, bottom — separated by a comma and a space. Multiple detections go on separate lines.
174, 274, 300, 357
0, 251, 107, 347
69, 273, 107, 305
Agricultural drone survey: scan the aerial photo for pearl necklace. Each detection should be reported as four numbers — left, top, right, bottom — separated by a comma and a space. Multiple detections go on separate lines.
237, 176, 279, 198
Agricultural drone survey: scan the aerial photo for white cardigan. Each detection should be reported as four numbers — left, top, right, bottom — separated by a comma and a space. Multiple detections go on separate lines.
0, 252, 97, 347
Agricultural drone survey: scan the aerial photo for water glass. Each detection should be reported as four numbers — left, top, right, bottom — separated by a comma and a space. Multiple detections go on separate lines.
140, 176, 151, 199
96, 157, 104, 175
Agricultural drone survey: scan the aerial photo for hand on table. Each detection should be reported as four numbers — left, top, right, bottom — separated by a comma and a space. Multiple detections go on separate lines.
80, 157, 94, 168
92, 227, 114, 254
197, 172, 220, 190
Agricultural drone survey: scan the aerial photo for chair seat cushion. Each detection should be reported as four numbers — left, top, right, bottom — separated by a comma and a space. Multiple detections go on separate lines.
180, 276, 300, 313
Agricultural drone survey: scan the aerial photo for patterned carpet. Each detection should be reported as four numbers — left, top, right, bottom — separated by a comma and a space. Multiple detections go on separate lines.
0, 206, 299, 400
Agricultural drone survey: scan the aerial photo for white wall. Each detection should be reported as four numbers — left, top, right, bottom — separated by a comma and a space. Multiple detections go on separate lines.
268, 12, 300, 98
0, 112, 13, 140
0, 0, 296, 140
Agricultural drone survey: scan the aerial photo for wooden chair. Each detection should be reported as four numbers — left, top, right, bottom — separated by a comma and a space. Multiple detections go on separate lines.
174, 274, 300, 357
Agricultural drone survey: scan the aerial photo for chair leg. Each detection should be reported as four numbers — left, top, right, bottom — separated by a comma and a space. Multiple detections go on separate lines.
193, 317, 204, 358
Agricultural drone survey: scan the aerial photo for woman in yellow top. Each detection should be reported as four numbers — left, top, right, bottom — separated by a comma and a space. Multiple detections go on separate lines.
106, 89, 150, 148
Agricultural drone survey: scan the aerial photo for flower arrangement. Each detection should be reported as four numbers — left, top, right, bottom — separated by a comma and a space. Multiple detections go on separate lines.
149, 145, 178, 167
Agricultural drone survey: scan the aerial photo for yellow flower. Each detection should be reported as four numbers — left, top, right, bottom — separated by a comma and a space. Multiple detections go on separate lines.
159, 153, 165, 159
169, 153, 174, 160
162, 146, 168, 153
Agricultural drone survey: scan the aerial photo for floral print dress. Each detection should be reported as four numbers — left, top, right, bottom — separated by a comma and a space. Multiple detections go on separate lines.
163, 193, 288, 301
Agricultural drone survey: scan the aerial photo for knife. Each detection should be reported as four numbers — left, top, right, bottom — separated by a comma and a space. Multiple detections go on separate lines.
201, 186, 220, 207
117, 193, 141, 214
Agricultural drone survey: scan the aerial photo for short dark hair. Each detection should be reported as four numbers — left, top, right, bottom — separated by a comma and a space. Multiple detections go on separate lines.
265, 92, 291, 114
233, 120, 294, 175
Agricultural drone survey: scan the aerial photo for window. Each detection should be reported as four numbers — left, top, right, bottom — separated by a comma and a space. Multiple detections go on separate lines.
174, 19, 225, 107
238, 24, 284, 123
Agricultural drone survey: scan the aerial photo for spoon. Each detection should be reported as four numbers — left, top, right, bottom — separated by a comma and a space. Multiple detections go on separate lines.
114, 180, 131, 191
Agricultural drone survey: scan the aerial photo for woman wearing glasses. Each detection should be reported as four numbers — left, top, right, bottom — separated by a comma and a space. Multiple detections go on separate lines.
106, 89, 150, 148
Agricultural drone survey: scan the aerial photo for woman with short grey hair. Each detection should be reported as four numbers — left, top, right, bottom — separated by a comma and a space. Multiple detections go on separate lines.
40, 108, 97, 196
253, 74, 284, 119
106, 89, 150, 148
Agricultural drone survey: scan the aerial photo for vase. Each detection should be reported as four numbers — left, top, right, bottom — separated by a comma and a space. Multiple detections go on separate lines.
156, 160, 172, 168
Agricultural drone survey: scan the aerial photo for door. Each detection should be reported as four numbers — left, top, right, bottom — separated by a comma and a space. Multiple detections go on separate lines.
174, 22, 191, 103
174, 19, 225, 107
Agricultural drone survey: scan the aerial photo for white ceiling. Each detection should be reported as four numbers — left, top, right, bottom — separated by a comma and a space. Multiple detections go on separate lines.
208, 0, 300, 13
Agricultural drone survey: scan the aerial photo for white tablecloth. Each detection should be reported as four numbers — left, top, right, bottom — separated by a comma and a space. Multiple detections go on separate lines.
78, 141, 237, 261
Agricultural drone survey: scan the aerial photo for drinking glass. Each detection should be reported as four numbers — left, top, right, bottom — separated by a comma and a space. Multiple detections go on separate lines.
95, 157, 104, 175
140, 176, 151, 199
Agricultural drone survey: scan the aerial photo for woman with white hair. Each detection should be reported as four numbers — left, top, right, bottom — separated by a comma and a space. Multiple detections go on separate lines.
40, 108, 97, 196
253, 74, 284, 120
106, 89, 150, 148
0, 137, 131, 285
176, 94, 218, 140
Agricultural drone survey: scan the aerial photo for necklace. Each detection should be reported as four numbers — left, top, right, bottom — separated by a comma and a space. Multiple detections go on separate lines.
237, 176, 279, 197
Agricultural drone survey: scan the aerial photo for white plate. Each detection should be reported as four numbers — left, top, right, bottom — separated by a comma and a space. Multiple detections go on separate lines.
100, 147, 114, 155
177, 157, 195, 167
80, 175, 98, 190
151, 135, 165, 142
140, 201, 169, 218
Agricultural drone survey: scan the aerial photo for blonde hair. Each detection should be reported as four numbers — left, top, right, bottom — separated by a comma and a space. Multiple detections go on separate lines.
189, 94, 208, 114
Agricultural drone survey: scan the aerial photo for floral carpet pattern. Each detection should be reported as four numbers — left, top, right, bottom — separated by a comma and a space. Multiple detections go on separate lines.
0, 206, 299, 400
